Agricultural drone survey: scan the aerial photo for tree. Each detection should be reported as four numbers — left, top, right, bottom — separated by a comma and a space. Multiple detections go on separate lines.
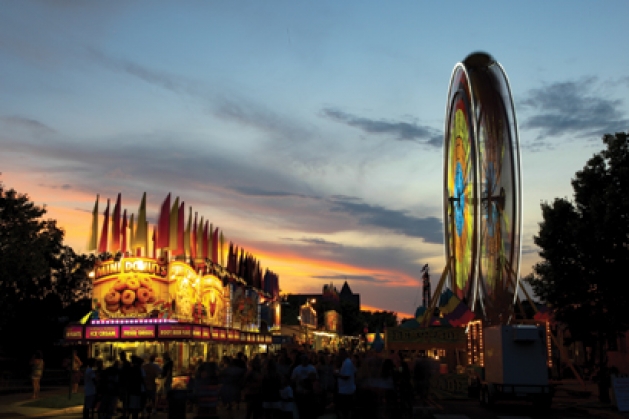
0, 180, 94, 337
361, 310, 398, 332
527, 132, 629, 401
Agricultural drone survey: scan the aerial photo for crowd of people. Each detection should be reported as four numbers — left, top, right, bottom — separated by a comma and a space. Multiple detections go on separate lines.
72, 347, 438, 419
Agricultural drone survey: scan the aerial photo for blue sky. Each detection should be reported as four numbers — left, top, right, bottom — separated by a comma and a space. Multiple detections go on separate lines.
1, 1, 628, 317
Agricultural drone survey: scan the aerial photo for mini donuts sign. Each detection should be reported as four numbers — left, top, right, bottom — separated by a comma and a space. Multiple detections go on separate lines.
92, 257, 170, 319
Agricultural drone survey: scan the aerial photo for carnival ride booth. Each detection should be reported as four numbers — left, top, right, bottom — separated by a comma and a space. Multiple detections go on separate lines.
429, 53, 557, 406
386, 325, 468, 372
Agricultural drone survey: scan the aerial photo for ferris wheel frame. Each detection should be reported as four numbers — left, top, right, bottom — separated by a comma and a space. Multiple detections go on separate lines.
442, 52, 522, 322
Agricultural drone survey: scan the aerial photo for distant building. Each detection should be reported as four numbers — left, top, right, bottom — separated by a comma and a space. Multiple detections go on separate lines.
339, 281, 360, 309
286, 281, 360, 311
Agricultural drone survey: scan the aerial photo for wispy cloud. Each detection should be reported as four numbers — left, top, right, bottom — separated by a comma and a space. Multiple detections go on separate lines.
38, 183, 72, 190
283, 237, 341, 247
0, 115, 56, 135
521, 77, 629, 143
230, 185, 313, 198
521, 244, 539, 255
322, 108, 442, 146
311, 274, 387, 283
86, 48, 314, 144
329, 196, 443, 244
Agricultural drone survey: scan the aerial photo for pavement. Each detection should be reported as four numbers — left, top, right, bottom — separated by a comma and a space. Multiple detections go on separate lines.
0, 386, 83, 418
550, 379, 629, 419
0, 380, 627, 419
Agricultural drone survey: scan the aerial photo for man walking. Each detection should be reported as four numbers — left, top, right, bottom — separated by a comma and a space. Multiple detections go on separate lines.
336, 348, 356, 419
142, 354, 162, 418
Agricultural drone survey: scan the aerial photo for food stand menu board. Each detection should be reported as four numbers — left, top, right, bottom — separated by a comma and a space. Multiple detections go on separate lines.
65, 326, 83, 340
86, 326, 120, 340
192, 326, 210, 339
121, 325, 155, 339
211, 328, 221, 340
158, 325, 192, 338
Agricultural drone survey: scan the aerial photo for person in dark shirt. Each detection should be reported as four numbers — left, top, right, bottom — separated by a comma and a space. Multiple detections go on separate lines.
118, 351, 132, 419
161, 353, 174, 394
261, 359, 282, 418
127, 356, 146, 419
195, 362, 221, 419
98, 359, 119, 419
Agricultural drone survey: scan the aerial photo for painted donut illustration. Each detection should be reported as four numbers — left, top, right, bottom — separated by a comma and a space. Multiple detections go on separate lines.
113, 278, 127, 291
104, 290, 121, 305
136, 287, 151, 303
121, 289, 136, 305
126, 278, 140, 290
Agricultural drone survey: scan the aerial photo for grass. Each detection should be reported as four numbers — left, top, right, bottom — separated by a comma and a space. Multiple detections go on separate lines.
21, 392, 83, 409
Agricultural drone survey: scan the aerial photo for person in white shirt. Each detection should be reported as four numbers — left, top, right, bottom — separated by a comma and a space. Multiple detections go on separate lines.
335, 348, 356, 419
83, 358, 97, 419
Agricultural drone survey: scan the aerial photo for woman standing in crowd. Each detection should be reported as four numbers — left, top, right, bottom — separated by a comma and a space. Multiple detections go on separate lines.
30, 350, 44, 399
72, 352, 83, 394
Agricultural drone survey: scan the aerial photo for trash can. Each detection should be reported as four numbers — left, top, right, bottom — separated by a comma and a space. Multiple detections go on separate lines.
167, 389, 188, 419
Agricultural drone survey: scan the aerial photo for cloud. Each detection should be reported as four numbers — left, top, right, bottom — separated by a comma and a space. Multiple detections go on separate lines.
231, 185, 313, 198
87, 48, 314, 145
330, 194, 361, 201
329, 196, 443, 244
520, 77, 629, 142
283, 237, 341, 247
311, 274, 386, 283
0, 116, 56, 135
521, 244, 539, 255
38, 183, 72, 190
322, 108, 442, 146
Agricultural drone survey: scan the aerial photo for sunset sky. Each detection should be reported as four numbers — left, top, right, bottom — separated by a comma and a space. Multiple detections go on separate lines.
1, 1, 628, 319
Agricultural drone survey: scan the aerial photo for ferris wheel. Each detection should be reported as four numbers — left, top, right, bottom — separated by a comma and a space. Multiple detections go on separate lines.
443, 52, 522, 323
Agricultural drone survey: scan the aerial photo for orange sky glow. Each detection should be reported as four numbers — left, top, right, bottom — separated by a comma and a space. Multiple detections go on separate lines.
7, 176, 420, 320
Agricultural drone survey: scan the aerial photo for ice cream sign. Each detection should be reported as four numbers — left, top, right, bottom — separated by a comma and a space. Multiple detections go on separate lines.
86, 326, 120, 339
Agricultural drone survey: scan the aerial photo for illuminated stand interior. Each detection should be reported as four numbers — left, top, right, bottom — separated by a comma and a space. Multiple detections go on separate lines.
63, 192, 281, 380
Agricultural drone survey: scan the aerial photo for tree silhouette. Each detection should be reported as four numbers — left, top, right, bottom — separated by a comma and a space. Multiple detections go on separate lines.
0, 180, 94, 341
526, 132, 629, 402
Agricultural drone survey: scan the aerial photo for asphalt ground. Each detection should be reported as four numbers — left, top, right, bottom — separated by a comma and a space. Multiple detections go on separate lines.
0, 380, 627, 419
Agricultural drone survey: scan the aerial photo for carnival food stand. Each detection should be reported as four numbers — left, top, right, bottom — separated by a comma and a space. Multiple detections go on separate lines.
63, 192, 281, 379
